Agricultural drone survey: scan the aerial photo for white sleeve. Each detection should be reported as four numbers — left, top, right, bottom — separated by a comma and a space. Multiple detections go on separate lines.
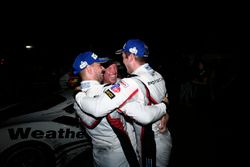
120, 102, 166, 125
75, 78, 139, 118
73, 102, 99, 127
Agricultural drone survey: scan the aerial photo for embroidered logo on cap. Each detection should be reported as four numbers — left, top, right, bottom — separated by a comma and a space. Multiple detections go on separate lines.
91, 53, 98, 59
80, 61, 88, 69
129, 47, 138, 55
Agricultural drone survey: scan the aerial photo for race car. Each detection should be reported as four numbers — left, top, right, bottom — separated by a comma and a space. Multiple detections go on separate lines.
0, 89, 92, 167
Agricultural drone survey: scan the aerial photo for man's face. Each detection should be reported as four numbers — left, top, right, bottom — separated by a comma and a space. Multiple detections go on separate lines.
103, 63, 118, 84
92, 63, 105, 82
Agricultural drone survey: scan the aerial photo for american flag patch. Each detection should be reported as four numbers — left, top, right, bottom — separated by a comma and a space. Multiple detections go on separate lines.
119, 80, 128, 88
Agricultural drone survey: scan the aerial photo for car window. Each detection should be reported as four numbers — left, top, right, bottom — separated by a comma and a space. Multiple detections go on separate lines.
0, 93, 66, 122
53, 116, 79, 127
64, 104, 75, 114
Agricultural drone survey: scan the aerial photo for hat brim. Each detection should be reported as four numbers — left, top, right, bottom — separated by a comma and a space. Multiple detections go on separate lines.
115, 49, 123, 55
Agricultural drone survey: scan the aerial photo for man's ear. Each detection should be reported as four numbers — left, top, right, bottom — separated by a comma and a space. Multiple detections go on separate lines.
85, 66, 92, 73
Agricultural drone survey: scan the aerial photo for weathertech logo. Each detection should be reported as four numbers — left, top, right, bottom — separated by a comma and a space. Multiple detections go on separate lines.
8, 128, 85, 140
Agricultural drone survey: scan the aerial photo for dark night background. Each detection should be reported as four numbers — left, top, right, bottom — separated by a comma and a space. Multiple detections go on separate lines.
0, 3, 242, 167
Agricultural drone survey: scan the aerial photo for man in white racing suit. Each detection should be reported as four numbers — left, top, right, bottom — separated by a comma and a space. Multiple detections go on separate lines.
102, 59, 137, 156
75, 39, 172, 167
72, 51, 168, 167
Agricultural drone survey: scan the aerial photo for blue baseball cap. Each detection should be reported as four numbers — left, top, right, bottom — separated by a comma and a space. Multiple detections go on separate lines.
72, 51, 108, 75
115, 39, 149, 57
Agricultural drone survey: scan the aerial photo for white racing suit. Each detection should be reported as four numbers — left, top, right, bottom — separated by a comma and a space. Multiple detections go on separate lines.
74, 80, 167, 167
75, 63, 172, 167
128, 64, 173, 167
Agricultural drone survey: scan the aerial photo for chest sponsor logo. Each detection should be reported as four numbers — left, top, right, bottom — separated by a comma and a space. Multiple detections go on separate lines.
148, 77, 163, 85
105, 89, 115, 99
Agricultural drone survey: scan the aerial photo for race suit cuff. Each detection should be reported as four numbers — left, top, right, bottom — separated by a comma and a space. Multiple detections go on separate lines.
159, 102, 168, 113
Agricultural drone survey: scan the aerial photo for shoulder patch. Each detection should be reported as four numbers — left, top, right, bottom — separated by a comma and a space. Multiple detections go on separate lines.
105, 89, 115, 99
111, 83, 121, 93
119, 80, 129, 88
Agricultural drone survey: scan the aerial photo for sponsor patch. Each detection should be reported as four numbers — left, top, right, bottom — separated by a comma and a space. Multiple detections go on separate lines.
81, 82, 91, 89
105, 89, 115, 99
148, 77, 163, 85
111, 83, 121, 93
144, 64, 152, 71
119, 80, 128, 88
8, 128, 85, 140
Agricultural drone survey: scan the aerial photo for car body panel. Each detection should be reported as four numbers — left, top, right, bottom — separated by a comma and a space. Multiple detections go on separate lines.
0, 89, 92, 167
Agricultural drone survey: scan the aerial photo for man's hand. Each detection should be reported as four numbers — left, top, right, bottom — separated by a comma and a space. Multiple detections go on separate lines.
74, 86, 81, 91
159, 113, 169, 133
162, 96, 169, 107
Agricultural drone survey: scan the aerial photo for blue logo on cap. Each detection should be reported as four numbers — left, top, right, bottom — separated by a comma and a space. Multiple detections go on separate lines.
117, 39, 149, 57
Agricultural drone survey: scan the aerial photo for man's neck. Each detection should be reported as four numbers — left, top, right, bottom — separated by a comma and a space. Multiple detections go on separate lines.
130, 63, 145, 74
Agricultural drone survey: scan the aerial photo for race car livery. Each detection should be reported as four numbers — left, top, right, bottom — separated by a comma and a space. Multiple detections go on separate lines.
0, 89, 91, 167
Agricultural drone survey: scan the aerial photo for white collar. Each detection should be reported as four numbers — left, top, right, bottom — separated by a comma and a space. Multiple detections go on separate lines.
80, 80, 100, 91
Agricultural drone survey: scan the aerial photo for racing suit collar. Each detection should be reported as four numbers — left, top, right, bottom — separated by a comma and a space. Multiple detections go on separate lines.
132, 63, 152, 75
80, 80, 100, 91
